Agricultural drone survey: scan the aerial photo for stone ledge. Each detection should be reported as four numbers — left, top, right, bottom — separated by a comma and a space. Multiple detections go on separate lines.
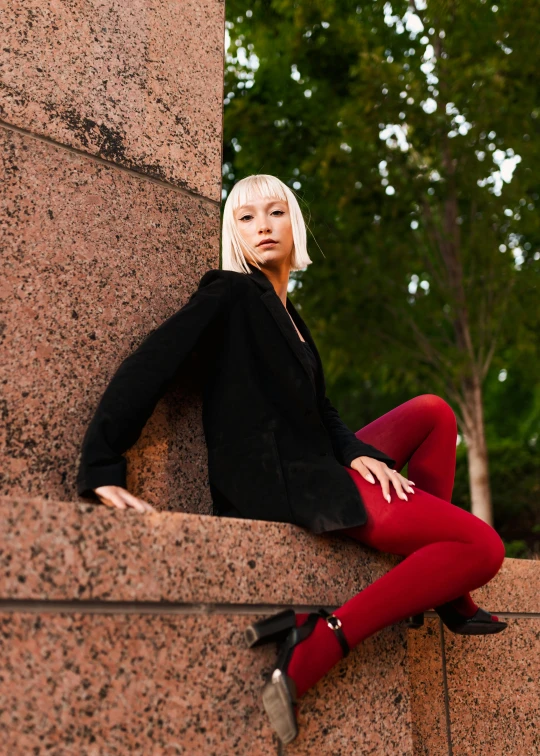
0, 496, 537, 612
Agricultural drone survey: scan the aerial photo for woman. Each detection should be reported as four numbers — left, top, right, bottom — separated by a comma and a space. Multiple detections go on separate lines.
77, 174, 507, 746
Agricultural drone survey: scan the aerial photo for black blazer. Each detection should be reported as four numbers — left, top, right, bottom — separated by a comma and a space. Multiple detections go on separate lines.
76, 262, 396, 534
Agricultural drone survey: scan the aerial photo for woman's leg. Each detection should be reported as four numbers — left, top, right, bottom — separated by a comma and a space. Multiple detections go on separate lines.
353, 393, 481, 617
353, 393, 457, 501
287, 466, 505, 700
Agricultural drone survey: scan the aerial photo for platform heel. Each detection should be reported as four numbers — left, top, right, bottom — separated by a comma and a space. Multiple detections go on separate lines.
404, 606, 507, 635
435, 602, 508, 635
405, 612, 425, 629
244, 608, 297, 648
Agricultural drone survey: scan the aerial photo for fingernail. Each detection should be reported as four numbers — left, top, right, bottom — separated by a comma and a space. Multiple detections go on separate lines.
408, 487, 414, 493
403, 494, 408, 501
367, 474, 376, 484
386, 494, 391, 503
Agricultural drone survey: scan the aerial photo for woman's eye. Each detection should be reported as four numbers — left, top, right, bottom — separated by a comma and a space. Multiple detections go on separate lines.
238, 211, 283, 221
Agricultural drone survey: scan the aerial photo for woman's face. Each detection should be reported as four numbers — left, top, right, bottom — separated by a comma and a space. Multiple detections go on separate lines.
234, 195, 294, 269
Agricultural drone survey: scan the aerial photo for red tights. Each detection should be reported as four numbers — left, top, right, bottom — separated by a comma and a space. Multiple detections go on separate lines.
287, 394, 506, 699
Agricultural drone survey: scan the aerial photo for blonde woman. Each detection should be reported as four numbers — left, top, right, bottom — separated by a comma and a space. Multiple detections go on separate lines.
77, 174, 507, 746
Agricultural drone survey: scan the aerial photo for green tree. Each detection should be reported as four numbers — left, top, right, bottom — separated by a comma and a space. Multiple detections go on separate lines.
223, 0, 540, 529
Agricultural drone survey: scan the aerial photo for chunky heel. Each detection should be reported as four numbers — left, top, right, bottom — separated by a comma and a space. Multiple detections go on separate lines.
405, 612, 425, 629
244, 608, 296, 648
262, 668, 298, 745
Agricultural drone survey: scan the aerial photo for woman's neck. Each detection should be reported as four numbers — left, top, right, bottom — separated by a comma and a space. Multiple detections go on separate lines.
258, 263, 291, 306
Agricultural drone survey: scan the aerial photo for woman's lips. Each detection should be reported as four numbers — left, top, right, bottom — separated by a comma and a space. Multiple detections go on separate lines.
259, 240, 278, 246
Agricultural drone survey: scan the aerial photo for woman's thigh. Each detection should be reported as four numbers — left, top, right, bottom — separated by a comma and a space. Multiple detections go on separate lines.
352, 393, 458, 474
341, 466, 505, 569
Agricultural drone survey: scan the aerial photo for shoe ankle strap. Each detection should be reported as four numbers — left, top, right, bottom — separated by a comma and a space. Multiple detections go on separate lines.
316, 608, 350, 658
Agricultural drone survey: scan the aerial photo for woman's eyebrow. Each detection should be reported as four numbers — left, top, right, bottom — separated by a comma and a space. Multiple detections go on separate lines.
236, 200, 286, 212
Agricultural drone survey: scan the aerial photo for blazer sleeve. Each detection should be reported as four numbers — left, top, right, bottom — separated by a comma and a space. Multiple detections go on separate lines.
76, 269, 233, 499
319, 394, 396, 470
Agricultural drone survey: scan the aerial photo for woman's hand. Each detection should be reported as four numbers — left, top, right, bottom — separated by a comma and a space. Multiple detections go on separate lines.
349, 456, 415, 503
93, 485, 156, 513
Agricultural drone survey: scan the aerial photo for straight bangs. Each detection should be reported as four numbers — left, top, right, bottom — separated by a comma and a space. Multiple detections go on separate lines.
221, 174, 313, 274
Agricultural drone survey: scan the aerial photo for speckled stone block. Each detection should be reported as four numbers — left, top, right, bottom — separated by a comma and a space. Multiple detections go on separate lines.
407, 618, 449, 756
0, 127, 220, 511
0, 0, 225, 201
0, 613, 413, 756
0, 613, 276, 755
443, 618, 540, 756
467, 556, 540, 614
0, 496, 402, 605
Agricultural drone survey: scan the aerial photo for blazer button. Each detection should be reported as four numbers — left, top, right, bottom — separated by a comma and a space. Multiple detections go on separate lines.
319, 452, 328, 457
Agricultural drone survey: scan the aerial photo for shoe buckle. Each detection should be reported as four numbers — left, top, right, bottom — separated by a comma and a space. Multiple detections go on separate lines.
325, 614, 350, 658
326, 614, 342, 631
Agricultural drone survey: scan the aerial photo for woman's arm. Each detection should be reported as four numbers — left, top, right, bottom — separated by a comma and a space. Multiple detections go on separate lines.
319, 394, 396, 469
76, 269, 233, 500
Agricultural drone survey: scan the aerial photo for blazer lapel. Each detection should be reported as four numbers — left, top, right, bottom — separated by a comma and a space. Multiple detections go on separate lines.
245, 264, 319, 393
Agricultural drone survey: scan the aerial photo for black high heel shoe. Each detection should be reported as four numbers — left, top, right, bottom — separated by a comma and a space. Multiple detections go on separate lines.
435, 602, 508, 634
244, 608, 297, 648
245, 607, 350, 745
406, 603, 508, 635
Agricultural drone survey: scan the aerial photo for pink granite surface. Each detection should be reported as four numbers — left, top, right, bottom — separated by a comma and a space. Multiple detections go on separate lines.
0, 0, 225, 201
0, 612, 413, 755
443, 618, 540, 755
406, 618, 448, 756
0, 496, 401, 606
465, 556, 539, 616
1, 127, 220, 511
2, 496, 536, 612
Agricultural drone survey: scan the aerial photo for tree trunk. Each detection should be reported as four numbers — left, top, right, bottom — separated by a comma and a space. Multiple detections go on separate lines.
415, 26, 496, 527
461, 377, 493, 526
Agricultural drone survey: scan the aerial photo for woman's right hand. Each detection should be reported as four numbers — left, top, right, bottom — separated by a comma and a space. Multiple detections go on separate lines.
93, 485, 156, 513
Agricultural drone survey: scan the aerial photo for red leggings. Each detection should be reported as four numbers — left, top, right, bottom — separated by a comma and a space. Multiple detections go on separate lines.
287, 394, 506, 699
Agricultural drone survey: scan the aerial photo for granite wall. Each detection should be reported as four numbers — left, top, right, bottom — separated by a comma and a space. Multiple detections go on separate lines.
0, 0, 225, 512
1, 496, 538, 755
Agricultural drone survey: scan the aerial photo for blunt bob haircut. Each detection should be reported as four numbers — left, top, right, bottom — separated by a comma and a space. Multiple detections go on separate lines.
221, 174, 313, 274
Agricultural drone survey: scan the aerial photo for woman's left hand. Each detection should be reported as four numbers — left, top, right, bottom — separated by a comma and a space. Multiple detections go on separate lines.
349, 456, 415, 503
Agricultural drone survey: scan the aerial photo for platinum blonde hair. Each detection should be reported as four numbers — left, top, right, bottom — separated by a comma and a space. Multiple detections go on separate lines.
221, 174, 313, 274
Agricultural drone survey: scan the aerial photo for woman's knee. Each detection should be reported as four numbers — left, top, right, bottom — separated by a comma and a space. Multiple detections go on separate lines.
475, 524, 506, 579
490, 530, 506, 572
414, 393, 457, 433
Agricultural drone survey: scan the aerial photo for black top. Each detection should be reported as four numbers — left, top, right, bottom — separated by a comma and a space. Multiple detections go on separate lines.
301, 339, 319, 386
